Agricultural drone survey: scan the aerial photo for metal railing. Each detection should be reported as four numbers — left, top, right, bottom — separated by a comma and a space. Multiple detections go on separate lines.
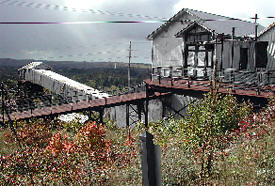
151, 66, 275, 93
0, 81, 148, 119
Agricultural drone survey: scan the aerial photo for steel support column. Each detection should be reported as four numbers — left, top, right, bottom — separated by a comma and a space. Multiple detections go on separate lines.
126, 103, 130, 127
145, 83, 149, 128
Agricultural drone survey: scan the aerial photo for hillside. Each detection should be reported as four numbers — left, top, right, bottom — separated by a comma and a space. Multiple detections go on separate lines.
0, 58, 151, 89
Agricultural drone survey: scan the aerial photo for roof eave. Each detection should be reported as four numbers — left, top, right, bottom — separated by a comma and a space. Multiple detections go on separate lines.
174, 21, 217, 38
146, 8, 189, 40
258, 22, 275, 38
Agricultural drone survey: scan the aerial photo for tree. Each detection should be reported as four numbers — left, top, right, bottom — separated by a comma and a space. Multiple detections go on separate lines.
182, 90, 251, 182
86, 80, 96, 88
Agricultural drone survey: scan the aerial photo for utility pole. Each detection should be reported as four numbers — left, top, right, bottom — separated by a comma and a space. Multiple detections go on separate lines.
254, 14, 258, 41
128, 41, 132, 89
252, 14, 259, 70
126, 41, 132, 128
231, 27, 235, 83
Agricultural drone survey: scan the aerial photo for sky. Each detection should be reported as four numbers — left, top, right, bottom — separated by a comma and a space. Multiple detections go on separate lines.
0, 0, 274, 64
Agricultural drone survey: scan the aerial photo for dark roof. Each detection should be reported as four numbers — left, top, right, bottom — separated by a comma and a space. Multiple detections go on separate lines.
147, 8, 265, 40
258, 22, 275, 37
175, 22, 212, 38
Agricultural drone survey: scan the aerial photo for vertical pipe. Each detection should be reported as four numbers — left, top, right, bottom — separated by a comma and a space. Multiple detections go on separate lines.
128, 41, 132, 89
204, 51, 208, 79
126, 104, 129, 127
211, 31, 215, 70
183, 35, 188, 78
157, 67, 161, 84
254, 14, 258, 72
220, 33, 224, 73
213, 36, 218, 90
137, 102, 142, 121
145, 83, 149, 128
231, 27, 235, 82
169, 66, 173, 86
181, 38, 185, 78
231, 27, 235, 67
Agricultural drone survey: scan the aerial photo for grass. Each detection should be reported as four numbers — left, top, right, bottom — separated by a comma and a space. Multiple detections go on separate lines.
215, 126, 275, 185
0, 128, 19, 155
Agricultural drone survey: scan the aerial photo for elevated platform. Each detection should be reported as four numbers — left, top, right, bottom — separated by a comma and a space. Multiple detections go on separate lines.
0, 91, 167, 122
145, 79, 275, 99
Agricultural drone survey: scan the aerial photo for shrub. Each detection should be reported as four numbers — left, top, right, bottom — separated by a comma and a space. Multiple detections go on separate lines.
213, 97, 275, 185
0, 120, 140, 185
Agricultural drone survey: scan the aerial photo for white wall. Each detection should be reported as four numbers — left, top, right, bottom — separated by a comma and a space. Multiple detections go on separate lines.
151, 13, 196, 73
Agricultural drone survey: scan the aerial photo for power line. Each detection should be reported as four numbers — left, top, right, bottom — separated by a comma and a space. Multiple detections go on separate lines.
0, 0, 274, 23
0, 20, 166, 24
0, 0, 167, 21
0, 19, 274, 25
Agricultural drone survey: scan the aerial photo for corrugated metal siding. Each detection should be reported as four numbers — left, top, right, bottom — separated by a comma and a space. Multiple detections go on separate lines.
259, 26, 275, 70
258, 25, 275, 83
216, 40, 256, 71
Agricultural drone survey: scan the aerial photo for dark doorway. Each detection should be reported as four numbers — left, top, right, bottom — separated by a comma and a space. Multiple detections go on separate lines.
239, 48, 248, 70
255, 41, 268, 68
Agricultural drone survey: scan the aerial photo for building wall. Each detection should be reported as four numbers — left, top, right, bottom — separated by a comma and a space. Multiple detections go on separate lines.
152, 13, 197, 73
258, 26, 275, 71
217, 40, 255, 71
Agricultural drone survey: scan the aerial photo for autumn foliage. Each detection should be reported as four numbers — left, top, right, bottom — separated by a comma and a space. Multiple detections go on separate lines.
0, 96, 274, 185
0, 121, 136, 185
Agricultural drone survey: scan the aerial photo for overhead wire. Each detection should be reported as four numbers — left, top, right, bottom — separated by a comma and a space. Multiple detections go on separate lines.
0, 20, 166, 24
0, 18, 274, 25
0, 0, 274, 23
0, 0, 168, 21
